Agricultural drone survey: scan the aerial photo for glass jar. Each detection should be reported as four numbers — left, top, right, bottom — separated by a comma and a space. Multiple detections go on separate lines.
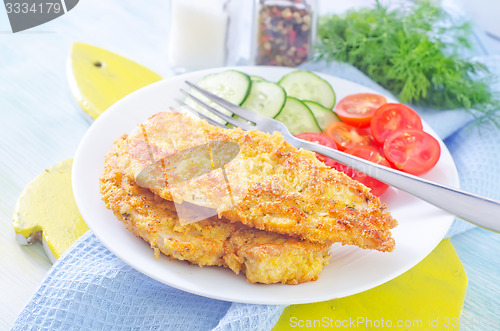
167, 0, 232, 74
252, 0, 317, 67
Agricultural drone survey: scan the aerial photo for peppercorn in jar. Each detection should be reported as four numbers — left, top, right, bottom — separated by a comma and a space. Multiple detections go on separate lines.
253, 0, 317, 67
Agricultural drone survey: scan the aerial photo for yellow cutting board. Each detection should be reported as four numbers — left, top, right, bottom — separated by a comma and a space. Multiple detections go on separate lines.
273, 238, 467, 330
13, 159, 89, 263
68, 42, 162, 119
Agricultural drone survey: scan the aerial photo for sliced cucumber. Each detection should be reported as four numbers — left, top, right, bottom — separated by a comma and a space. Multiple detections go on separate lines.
241, 80, 286, 118
304, 101, 341, 131
186, 70, 251, 125
250, 75, 265, 82
279, 70, 336, 109
274, 97, 321, 135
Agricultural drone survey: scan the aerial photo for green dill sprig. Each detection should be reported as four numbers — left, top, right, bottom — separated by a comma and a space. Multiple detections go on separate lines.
315, 0, 499, 125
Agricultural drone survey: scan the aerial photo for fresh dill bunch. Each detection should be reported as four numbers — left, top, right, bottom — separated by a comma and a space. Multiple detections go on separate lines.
315, 0, 499, 124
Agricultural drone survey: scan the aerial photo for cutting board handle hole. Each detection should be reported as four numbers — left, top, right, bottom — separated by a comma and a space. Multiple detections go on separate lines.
93, 61, 103, 68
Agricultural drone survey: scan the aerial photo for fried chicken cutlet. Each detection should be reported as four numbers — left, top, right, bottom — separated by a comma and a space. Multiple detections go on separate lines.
113, 111, 397, 251
100, 149, 332, 284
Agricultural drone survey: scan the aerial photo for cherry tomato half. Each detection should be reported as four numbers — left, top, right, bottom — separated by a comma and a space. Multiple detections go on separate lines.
371, 103, 423, 144
343, 145, 391, 196
335, 93, 387, 128
383, 129, 441, 175
295, 132, 337, 149
325, 122, 374, 151
294, 132, 339, 166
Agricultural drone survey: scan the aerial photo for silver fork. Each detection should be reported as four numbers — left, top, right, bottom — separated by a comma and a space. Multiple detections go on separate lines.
179, 81, 500, 233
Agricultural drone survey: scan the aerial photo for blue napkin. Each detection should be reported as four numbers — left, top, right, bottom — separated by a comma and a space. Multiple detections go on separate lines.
13, 232, 284, 331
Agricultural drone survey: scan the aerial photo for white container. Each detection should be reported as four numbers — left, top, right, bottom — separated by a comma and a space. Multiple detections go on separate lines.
167, 0, 230, 73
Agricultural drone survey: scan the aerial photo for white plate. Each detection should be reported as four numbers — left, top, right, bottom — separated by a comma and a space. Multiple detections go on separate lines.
73, 66, 458, 305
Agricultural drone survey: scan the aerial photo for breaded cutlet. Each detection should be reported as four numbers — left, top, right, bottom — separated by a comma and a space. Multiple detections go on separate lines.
100, 147, 332, 284
112, 111, 397, 252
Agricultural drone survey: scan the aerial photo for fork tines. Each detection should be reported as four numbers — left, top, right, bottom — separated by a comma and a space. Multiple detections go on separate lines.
170, 103, 225, 128
179, 82, 257, 130
184, 81, 257, 123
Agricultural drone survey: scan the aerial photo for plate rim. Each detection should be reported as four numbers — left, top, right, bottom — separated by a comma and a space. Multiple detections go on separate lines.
72, 65, 457, 305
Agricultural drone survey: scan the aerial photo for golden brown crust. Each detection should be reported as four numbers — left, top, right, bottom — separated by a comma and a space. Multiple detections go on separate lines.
112, 112, 397, 251
100, 149, 332, 284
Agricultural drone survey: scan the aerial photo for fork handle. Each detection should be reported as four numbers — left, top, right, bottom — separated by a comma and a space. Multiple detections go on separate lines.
294, 138, 500, 233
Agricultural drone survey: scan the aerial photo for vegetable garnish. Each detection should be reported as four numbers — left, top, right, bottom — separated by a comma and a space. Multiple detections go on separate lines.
189, 68, 442, 195
343, 145, 391, 197
383, 129, 441, 176
371, 103, 423, 144
325, 122, 374, 151
316, 0, 500, 125
320, 94, 441, 194
335, 93, 387, 128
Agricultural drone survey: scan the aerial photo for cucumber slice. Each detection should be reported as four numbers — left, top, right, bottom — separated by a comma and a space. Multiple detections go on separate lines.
304, 101, 341, 131
186, 70, 251, 125
274, 97, 321, 135
241, 80, 286, 118
250, 75, 265, 82
279, 70, 336, 109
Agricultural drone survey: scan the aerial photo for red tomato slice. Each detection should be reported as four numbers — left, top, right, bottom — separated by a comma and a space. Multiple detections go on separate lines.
383, 129, 441, 175
335, 93, 387, 128
325, 122, 374, 151
295, 132, 337, 149
343, 145, 391, 196
371, 103, 423, 144
294, 132, 339, 166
